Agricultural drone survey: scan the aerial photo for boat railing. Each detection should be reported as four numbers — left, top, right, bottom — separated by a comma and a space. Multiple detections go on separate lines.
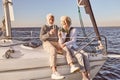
76, 31, 107, 55
0, 30, 107, 55
76, 35, 107, 55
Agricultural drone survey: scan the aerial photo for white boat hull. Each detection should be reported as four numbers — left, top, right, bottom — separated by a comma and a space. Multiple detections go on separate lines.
0, 40, 107, 80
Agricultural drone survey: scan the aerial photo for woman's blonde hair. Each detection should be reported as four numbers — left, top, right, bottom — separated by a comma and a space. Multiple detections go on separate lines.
60, 16, 72, 26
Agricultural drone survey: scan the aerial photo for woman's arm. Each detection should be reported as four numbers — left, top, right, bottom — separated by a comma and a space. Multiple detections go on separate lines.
64, 28, 78, 46
58, 31, 64, 44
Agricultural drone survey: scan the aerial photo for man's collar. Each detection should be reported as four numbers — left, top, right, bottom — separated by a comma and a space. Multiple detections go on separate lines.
46, 23, 54, 26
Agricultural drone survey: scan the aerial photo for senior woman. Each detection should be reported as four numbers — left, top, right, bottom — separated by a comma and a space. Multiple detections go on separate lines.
58, 16, 90, 80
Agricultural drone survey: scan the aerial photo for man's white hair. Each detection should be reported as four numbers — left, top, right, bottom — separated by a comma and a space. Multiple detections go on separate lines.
46, 13, 54, 19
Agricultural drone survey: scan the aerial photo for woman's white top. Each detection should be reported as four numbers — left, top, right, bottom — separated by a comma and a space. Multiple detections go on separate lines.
58, 27, 79, 49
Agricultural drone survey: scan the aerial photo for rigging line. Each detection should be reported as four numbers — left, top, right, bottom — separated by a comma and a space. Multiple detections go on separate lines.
78, 6, 98, 52
78, 6, 87, 37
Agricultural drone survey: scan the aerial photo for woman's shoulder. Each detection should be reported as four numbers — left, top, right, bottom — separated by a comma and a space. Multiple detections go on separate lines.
70, 27, 77, 31
70, 27, 78, 34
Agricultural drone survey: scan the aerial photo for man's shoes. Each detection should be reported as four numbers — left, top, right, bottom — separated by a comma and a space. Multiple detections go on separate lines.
70, 65, 80, 73
51, 71, 65, 79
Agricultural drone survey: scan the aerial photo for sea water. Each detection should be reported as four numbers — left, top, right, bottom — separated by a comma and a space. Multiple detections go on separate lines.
10, 27, 120, 80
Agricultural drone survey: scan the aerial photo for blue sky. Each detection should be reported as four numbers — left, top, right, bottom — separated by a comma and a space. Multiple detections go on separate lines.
0, 0, 120, 27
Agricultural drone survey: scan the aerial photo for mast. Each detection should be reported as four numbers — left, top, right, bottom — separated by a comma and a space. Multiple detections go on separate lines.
2, 0, 14, 39
78, 0, 101, 40
78, 0, 104, 49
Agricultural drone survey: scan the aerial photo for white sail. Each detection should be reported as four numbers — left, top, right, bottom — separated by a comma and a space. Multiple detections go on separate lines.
2, 0, 14, 37
77, 0, 90, 14
8, 0, 14, 21
77, 0, 86, 6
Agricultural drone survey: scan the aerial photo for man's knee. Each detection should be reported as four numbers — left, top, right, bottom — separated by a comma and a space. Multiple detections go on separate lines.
50, 47, 57, 55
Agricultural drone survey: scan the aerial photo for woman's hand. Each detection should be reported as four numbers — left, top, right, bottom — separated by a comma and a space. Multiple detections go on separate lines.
58, 31, 62, 38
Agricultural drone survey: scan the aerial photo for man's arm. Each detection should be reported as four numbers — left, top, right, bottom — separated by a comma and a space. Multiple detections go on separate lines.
40, 25, 50, 41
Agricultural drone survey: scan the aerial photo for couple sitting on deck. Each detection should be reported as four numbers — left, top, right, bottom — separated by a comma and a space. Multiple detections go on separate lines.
40, 13, 90, 80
